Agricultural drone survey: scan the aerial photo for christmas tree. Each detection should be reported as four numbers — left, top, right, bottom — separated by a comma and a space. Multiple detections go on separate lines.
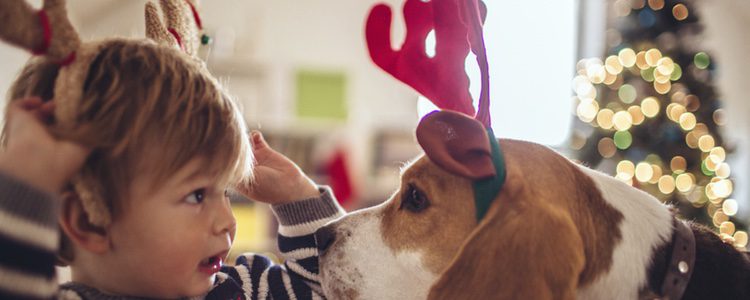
571, 0, 747, 248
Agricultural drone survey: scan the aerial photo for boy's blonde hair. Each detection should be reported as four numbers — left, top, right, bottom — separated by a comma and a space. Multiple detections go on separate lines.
7, 38, 253, 261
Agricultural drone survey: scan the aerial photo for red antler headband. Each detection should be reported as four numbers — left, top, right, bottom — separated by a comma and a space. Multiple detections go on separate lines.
0, 0, 206, 226
366, 0, 505, 221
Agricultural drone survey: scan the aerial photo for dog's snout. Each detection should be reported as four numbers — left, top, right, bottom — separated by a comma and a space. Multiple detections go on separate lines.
315, 224, 336, 254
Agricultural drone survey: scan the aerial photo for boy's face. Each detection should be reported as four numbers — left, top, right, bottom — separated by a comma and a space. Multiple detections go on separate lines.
104, 156, 236, 298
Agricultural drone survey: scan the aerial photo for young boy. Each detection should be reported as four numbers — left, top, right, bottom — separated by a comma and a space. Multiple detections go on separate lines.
0, 39, 343, 299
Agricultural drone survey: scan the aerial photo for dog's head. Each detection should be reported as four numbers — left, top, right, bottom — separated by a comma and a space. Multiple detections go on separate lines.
317, 139, 623, 299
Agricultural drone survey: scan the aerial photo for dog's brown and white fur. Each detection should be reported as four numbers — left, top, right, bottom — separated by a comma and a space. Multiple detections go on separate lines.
317, 139, 750, 299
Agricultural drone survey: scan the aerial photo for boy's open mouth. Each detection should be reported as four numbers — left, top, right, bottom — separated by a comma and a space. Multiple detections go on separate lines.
198, 252, 226, 275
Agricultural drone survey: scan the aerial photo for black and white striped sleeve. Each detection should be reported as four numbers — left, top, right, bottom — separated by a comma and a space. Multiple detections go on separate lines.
226, 187, 344, 300
0, 171, 60, 299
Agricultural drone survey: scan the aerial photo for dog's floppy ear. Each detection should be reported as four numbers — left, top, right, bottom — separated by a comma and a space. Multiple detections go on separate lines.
427, 172, 585, 300
416, 110, 495, 179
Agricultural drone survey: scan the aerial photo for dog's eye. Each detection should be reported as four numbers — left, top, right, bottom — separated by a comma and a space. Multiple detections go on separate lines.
401, 184, 430, 213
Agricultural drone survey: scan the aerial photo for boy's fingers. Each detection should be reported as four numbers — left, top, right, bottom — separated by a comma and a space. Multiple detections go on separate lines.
17, 97, 44, 110
251, 131, 268, 151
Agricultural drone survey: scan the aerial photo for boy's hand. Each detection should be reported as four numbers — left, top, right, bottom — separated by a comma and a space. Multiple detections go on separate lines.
236, 131, 319, 205
0, 98, 90, 195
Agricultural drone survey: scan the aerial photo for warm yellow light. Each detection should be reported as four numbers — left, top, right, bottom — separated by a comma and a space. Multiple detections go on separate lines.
675, 173, 693, 192
648, 0, 665, 10
612, 111, 633, 131
628, 106, 645, 125
673, 3, 689, 21
658, 175, 675, 194
603, 71, 618, 85
597, 109, 615, 130
716, 163, 731, 179
709, 147, 726, 162
654, 70, 671, 84
668, 104, 686, 121
679, 112, 696, 130
698, 135, 715, 152
705, 156, 720, 172
720, 221, 736, 236
598, 138, 617, 158
641, 97, 660, 118
654, 80, 671, 94
645, 49, 663, 66
635, 162, 654, 183
617, 160, 635, 178
573, 75, 593, 96
711, 179, 733, 198
723, 199, 739, 216
586, 63, 607, 84
656, 57, 675, 75
636, 51, 649, 70
618, 48, 636, 67
671, 156, 687, 173
605, 55, 624, 74
712, 211, 728, 227
685, 132, 698, 149
734, 231, 748, 248
577, 100, 599, 123
650, 165, 663, 184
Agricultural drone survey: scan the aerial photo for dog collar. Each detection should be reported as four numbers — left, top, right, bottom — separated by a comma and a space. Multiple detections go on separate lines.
658, 218, 696, 300
472, 128, 506, 221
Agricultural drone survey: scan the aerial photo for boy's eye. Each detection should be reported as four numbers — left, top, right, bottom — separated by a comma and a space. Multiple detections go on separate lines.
185, 188, 206, 204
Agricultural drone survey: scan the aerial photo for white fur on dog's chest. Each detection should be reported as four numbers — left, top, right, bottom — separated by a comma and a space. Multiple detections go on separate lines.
576, 166, 674, 299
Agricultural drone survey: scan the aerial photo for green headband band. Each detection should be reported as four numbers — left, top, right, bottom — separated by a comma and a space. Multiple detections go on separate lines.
472, 128, 506, 221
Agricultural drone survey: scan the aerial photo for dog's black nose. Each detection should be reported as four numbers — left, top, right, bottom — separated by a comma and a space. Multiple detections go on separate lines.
315, 225, 336, 255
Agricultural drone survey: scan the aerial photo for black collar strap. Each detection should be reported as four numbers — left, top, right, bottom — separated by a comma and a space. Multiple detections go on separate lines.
660, 218, 696, 300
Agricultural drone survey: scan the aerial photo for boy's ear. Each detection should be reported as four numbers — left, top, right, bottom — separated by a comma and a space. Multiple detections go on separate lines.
58, 191, 110, 254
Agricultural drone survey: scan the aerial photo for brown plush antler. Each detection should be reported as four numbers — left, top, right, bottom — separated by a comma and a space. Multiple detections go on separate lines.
0, 0, 80, 62
145, 0, 203, 57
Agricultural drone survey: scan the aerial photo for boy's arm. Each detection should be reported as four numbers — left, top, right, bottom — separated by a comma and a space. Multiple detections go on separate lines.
220, 187, 343, 300
0, 171, 60, 299
0, 98, 90, 299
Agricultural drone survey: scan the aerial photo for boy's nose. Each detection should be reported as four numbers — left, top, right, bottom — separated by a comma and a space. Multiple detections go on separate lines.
213, 198, 237, 236
314, 224, 336, 255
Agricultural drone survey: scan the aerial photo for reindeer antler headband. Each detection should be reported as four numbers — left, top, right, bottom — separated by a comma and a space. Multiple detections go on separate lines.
366, 0, 505, 221
0, 0, 206, 226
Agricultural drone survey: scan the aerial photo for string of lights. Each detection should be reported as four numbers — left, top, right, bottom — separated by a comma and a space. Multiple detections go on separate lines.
571, 0, 747, 250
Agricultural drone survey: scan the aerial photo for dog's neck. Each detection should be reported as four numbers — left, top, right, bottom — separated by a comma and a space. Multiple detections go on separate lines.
643, 217, 695, 299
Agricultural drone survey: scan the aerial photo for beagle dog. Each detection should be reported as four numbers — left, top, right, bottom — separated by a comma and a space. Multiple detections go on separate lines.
315, 139, 750, 299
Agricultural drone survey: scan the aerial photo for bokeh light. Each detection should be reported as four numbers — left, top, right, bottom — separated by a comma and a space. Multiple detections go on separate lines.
678, 112, 696, 130
618, 48, 636, 67
618, 84, 637, 103
645, 49, 663, 66
598, 138, 617, 158
641, 97, 660, 117
675, 173, 693, 192
698, 135, 715, 152
617, 160, 635, 180
658, 175, 675, 194
694, 52, 710, 69
613, 111, 633, 131
628, 106, 645, 125
635, 162, 654, 182
673, 3, 689, 21
671, 156, 687, 173
723, 199, 739, 216
614, 130, 633, 149
648, 0, 665, 10
597, 109, 615, 129
605, 55, 624, 74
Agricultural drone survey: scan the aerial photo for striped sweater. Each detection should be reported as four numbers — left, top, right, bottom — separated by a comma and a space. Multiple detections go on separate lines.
0, 171, 344, 300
